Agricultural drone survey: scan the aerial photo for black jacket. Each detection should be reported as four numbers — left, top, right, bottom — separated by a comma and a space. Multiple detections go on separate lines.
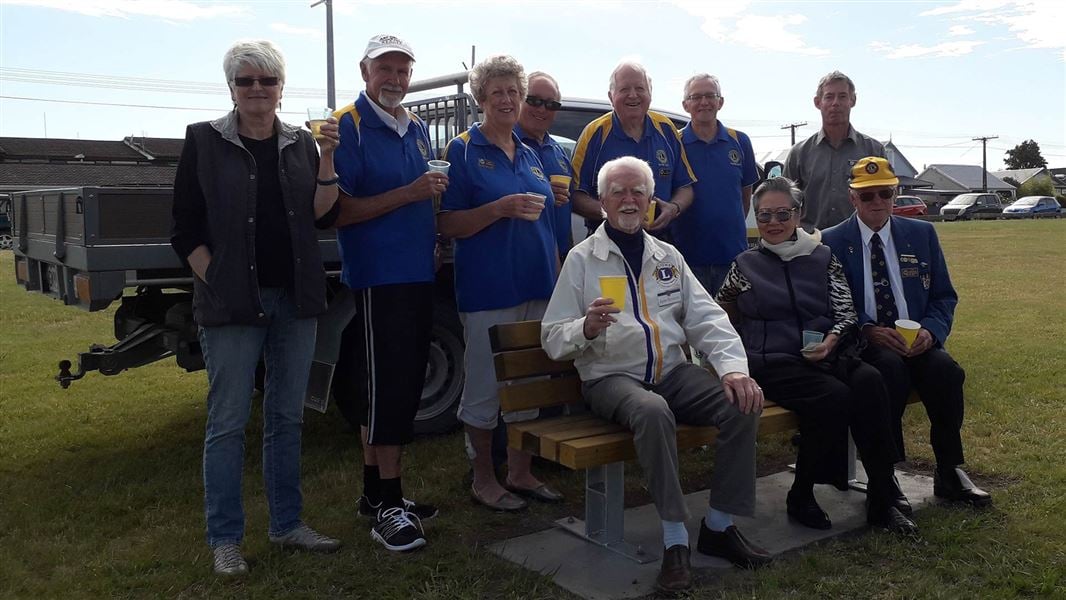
171, 111, 327, 326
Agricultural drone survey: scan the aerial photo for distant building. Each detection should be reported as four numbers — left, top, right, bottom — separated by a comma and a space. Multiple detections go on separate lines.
912, 164, 1015, 211
0, 136, 182, 194
1048, 168, 1066, 196
991, 167, 1052, 189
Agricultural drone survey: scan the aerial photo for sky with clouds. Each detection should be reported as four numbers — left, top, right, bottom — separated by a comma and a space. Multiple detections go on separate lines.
1, 0, 1063, 171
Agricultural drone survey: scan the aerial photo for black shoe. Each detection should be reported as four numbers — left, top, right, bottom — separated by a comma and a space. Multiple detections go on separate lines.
655, 544, 692, 593
371, 507, 426, 552
696, 521, 773, 569
786, 490, 832, 530
934, 467, 992, 507
868, 505, 919, 535
358, 495, 439, 520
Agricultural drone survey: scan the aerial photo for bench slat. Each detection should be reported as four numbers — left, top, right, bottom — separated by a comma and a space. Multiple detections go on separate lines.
538, 421, 629, 461
508, 415, 603, 455
494, 348, 575, 381
489, 320, 542, 352
498, 375, 583, 412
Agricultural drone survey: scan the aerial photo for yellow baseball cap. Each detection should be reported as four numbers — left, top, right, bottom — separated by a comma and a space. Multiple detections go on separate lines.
849, 156, 899, 189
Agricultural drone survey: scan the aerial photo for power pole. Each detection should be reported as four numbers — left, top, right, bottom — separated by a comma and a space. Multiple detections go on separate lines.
781, 122, 807, 145
972, 135, 998, 192
310, 0, 336, 109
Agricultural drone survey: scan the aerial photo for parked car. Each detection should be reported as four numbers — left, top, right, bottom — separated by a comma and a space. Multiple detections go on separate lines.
1003, 195, 1061, 217
940, 192, 1004, 220
893, 195, 927, 217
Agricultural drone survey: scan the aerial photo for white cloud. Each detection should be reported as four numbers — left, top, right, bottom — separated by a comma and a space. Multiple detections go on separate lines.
948, 25, 975, 35
4, 0, 247, 20
872, 40, 985, 59
671, 1, 829, 56
920, 0, 1065, 59
270, 23, 324, 40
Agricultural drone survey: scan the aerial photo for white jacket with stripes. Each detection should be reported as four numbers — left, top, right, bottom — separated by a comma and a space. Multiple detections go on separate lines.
541, 224, 749, 384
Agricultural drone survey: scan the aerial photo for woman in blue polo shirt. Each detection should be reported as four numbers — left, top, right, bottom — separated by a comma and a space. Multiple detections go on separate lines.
439, 54, 563, 512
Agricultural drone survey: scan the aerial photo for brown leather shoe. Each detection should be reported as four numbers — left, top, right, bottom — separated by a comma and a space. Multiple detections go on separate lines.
655, 544, 692, 593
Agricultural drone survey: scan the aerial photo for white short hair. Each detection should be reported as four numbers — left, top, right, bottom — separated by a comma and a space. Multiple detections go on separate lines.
682, 73, 721, 99
608, 61, 652, 93
223, 40, 285, 86
597, 156, 655, 200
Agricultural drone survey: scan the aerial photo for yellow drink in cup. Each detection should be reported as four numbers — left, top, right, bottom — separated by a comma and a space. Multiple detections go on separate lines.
550, 174, 572, 187
599, 275, 627, 311
646, 201, 657, 226
307, 107, 332, 141
895, 319, 920, 348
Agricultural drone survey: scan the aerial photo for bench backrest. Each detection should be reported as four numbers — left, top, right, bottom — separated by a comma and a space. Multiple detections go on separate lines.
489, 320, 583, 413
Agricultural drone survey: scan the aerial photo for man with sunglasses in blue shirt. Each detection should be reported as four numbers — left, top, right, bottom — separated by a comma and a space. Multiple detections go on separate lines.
516, 71, 574, 257
823, 157, 992, 514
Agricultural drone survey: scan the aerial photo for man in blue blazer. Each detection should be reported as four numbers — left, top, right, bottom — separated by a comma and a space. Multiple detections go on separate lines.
822, 157, 991, 509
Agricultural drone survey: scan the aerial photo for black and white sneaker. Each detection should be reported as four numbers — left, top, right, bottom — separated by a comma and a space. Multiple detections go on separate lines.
371, 507, 426, 552
358, 495, 439, 521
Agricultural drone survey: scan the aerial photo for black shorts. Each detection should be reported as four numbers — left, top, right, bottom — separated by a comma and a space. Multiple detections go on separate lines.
334, 283, 433, 445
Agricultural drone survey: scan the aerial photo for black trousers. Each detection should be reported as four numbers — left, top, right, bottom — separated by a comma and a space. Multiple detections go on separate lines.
754, 355, 901, 503
861, 345, 966, 467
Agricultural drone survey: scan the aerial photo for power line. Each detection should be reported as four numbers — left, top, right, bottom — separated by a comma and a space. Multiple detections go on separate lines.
0, 94, 304, 115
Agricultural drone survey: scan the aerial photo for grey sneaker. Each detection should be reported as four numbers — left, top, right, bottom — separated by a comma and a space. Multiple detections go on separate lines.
212, 543, 248, 576
269, 523, 342, 553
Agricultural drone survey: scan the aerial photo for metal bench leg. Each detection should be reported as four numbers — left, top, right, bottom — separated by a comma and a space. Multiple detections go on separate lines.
847, 430, 868, 492
555, 462, 656, 564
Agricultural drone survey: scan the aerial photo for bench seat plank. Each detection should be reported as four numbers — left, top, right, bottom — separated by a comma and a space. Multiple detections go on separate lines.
498, 376, 582, 412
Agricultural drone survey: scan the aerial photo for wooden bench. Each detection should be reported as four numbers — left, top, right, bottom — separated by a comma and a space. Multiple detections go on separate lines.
490, 319, 920, 564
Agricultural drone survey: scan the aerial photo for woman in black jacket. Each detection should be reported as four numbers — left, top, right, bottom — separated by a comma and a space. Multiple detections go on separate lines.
171, 39, 341, 576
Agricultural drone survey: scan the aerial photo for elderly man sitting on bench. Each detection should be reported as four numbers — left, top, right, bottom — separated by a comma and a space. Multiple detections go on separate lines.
541, 156, 772, 593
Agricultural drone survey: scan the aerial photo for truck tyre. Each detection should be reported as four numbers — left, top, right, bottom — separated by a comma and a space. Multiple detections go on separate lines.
413, 297, 465, 434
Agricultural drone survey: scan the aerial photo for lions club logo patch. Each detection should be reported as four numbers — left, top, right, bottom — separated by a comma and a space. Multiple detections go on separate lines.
478, 158, 495, 170
531, 166, 546, 180
417, 139, 429, 159
656, 149, 668, 165
865, 162, 879, 174
654, 262, 679, 286
729, 149, 741, 165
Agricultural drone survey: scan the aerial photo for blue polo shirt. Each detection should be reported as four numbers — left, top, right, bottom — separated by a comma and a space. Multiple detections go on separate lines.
441, 124, 557, 313
674, 121, 758, 266
515, 123, 574, 256
572, 111, 696, 201
333, 92, 435, 290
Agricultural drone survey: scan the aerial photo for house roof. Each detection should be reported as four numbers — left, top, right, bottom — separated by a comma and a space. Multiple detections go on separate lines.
991, 167, 1046, 185
916, 164, 1013, 191
0, 136, 183, 162
0, 162, 176, 190
885, 141, 919, 178
122, 136, 184, 160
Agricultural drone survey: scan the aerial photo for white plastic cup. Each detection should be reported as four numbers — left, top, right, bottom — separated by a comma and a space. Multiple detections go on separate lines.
895, 319, 921, 348
307, 107, 332, 140
427, 159, 450, 174
522, 193, 547, 221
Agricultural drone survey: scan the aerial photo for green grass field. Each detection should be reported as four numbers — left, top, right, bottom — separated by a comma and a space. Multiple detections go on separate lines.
1, 219, 1064, 599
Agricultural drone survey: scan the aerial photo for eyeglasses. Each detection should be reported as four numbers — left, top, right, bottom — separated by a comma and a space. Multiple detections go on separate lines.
857, 189, 895, 202
525, 96, 562, 111
233, 76, 280, 87
684, 93, 721, 103
755, 208, 797, 224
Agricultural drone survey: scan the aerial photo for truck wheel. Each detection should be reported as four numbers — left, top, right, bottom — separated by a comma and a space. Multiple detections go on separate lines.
0, 233, 12, 250
413, 298, 465, 435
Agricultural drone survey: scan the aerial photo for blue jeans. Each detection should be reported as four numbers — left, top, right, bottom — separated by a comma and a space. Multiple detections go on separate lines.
692, 264, 732, 299
198, 287, 316, 547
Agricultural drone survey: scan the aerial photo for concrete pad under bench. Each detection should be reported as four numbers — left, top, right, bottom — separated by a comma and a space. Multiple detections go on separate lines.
489, 468, 935, 600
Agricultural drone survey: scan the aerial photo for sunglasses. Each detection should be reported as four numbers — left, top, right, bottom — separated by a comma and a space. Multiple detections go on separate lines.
233, 76, 280, 87
525, 96, 562, 111
858, 189, 895, 202
755, 208, 797, 224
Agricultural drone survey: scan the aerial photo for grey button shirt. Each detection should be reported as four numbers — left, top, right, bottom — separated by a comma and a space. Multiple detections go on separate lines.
782, 126, 885, 230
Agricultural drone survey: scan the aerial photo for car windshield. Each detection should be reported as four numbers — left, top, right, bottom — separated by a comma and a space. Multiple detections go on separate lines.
1014, 197, 1039, 206
948, 194, 978, 206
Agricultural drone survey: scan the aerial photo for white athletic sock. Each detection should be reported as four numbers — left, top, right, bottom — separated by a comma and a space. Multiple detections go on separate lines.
661, 520, 689, 549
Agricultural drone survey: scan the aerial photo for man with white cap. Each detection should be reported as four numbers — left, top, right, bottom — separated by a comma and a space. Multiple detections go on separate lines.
330, 33, 447, 552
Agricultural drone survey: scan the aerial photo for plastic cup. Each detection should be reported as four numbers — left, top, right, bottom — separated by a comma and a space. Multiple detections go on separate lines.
307, 107, 332, 140
550, 174, 572, 188
427, 159, 450, 174
521, 193, 546, 221
599, 275, 627, 311
802, 330, 825, 352
895, 319, 920, 348
645, 201, 657, 226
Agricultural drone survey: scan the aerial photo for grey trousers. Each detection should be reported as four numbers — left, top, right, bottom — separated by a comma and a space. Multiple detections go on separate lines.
582, 363, 759, 522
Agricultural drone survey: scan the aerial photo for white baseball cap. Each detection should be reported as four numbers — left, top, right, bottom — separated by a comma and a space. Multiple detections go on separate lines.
363, 34, 415, 61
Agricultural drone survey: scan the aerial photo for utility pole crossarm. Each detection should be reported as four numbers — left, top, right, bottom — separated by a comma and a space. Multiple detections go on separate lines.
781, 122, 807, 146
972, 135, 998, 192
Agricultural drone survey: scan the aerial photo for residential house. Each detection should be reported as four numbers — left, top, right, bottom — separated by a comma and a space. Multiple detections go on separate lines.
913, 164, 1015, 212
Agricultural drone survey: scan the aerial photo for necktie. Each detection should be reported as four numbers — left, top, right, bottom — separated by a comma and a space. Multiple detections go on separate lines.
870, 234, 898, 326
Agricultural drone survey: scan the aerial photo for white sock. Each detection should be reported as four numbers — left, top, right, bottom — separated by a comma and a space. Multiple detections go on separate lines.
661, 520, 689, 549
705, 507, 734, 532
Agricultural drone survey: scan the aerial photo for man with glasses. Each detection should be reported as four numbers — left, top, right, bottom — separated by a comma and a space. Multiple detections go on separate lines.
675, 74, 758, 297
823, 157, 992, 513
330, 34, 447, 553
516, 71, 574, 257
783, 71, 885, 230
570, 61, 696, 237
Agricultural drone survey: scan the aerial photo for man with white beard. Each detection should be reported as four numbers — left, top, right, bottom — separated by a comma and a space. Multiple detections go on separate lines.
330, 34, 446, 552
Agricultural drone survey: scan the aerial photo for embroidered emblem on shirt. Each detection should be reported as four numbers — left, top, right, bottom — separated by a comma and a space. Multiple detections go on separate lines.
417, 139, 429, 159
531, 166, 546, 181
654, 262, 679, 286
478, 158, 495, 170
558, 158, 569, 172
865, 162, 879, 174
656, 149, 668, 165
729, 149, 741, 165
